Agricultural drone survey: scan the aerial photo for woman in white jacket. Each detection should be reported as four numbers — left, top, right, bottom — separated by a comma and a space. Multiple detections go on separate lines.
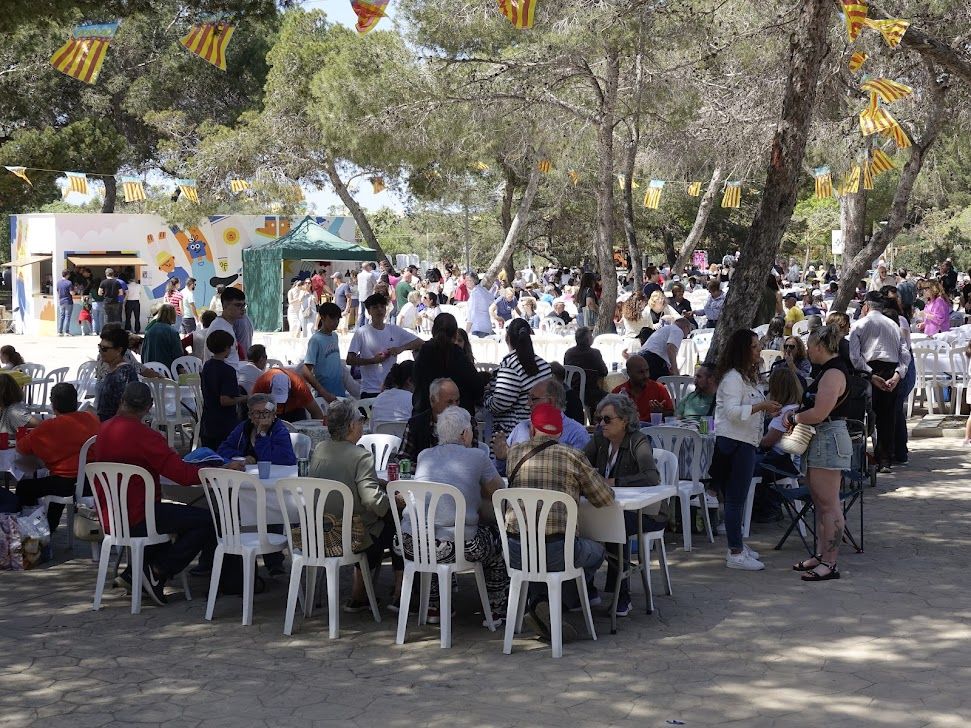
712, 329, 780, 571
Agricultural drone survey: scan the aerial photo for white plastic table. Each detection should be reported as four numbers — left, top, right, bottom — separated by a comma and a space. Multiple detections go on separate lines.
0, 447, 46, 483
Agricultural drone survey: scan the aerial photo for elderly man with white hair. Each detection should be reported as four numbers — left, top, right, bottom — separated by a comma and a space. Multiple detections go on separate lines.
404, 405, 508, 624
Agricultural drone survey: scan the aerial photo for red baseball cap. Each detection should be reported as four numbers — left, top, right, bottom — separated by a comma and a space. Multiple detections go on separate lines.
531, 403, 563, 436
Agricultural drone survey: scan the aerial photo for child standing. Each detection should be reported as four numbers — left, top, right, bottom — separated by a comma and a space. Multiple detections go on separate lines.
200, 329, 247, 449
79, 297, 93, 336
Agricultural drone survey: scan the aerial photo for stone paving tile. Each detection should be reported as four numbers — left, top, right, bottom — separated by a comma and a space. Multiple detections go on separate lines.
2, 438, 970, 726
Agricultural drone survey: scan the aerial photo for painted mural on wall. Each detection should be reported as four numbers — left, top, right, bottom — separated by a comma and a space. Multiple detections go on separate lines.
9, 213, 357, 332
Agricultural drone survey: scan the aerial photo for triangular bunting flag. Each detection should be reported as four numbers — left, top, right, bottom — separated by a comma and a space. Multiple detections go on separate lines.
498, 0, 536, 29
721, 182, 741, 209
840, 165, 861, 195
229, 179, 250, 194
568, 170, 580, 186
473, 161, 490, 172
687, 181, 702, 197
537, 159, 552, 174
177, 179, 199, 203
120, 176, 146, 202
869, 148, 896, 175
350, 0, 390, 34
860, 78, 913, 104
859, 99, 897, 136
180, 18, 235, 72
848, 52, 867, 73
841, 1, 868, 41
643, 180, 665, 209
50, 21, 120, 85
4, 166, 32, 186
370, 177, 385, 194
616, 175, 639, 189
863, 18, 910, 47
862, 163, 874, 190
65, 172, 88, 196
813, 167, 833, 199
881, 122, 911, 149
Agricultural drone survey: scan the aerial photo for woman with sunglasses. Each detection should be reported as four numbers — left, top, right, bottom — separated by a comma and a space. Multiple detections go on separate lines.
583, 393, 663, 616
417, 291, 441, 333
95, 326, 140, 421
772, 336, 811, 385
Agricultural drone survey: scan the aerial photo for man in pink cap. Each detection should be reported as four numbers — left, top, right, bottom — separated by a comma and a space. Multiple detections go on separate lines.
502, 403, 614, 640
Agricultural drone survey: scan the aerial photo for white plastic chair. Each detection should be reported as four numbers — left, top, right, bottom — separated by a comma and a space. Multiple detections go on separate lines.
357, 434, 401, 470
275, 477, 381, 637
658, 375, 694, 411
145, 378, 195, 447
912, 341, 953, 414
19, 362, 49, 415
760, 350, 783, 374
290, 432, 312, 460
676, 338, 697, 373
199, 468, 289, 626
644, 426, 714, 552
40, 435, 97, 554
171, 355, 203, 378
475, 362, 498, 374
563, 365, 587, 411
142, 361, 173, 379
540, 317, 565, 335
390, 481, 495, 648
372, 420, 408, 439
86, 462, 192, 614
742, 476, 760, 539
179, 373, 204, 450
493, 488, 596, 658
753, 324, 770, 337
47, 366, 69, 384
74, 360, 98, 400
791, 319, 810, 337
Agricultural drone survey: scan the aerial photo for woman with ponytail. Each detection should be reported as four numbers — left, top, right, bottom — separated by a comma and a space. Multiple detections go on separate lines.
412, 312, 483, 415
485, 317, 552, 436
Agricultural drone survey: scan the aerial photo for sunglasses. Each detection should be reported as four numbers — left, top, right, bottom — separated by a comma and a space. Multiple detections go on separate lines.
784, 344, 796, 351
596, 415, 617, 424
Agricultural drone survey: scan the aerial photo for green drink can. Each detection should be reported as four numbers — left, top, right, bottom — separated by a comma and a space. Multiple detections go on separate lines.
399, 458, 412, 479
699, 418, 709, 435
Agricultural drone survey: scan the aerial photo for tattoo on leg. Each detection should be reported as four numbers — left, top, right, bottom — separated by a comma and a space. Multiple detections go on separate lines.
827, 515, 844, 553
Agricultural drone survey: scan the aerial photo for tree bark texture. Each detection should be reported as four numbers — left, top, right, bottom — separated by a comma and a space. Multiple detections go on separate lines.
593, 47, 621, 335
672, 168, 725, 274
324, 157, 391, 268
711, 0, 833, 358
485, 164, 542, 284
621, 137, 643, 287
839, 185, 869, 263
869, 3, 971, 88
831, 61, 945, 313
101, 176, 116, 213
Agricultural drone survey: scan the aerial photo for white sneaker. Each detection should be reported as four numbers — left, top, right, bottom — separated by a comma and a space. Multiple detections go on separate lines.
726, 550, 765, 571
742, 544, 760, 560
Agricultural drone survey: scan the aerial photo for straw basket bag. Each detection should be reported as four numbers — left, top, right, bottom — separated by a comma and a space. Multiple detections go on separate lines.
780, 423, 816, 456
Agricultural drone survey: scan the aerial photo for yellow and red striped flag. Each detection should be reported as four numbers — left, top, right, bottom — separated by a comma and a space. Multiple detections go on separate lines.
687, 181, 702, 196
177, 179, 199, 204
721, 182, 741, 209
229, 179, 250, 194
863, 18, 910, 47
120, 176, 146, 202
350, 0, 390, 34
568, 170, 580, 186
859, 99, 897, 136
50, 21, 121, 85
180, 19, 235, 71
840, 165, 861, 195
860, 78, 913, 104
537, 159, 552, 174
4, 166, 32, 186
370, 177, 385, 194
498, 0, 536, 29
473, 161, 490, 173
862, 163, 874, 190
617, 175, 639, 189
841, 1, 868, 41
64, 172, 88, 197
881, 121, 911, 149
848, 52, 867, 73
869, 148, 896, 176
643, 180, 665, 209
813, 167, 833, 199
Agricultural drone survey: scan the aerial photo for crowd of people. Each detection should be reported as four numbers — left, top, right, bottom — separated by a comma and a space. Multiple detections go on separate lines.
2, 250, 970, 640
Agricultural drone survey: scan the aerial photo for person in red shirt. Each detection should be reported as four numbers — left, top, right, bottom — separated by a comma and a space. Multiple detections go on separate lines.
252, 366, 325, 422
612, 354, 673, 421
91, 381, 242, 604
15, 383, 100, 534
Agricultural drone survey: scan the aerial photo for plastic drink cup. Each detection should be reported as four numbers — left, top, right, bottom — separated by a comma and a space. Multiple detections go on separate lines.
387, 462, 399, 481
650, 413, 663, 426
706, 416, 715, 434
257, 461, 272, 479
0, 433, 8, 449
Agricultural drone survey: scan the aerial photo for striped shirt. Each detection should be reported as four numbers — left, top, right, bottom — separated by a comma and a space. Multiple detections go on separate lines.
484, 352, 551, 435
849, 310, 911, 377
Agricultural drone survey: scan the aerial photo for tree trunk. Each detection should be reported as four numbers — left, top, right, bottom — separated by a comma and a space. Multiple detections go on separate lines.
672, 168, 725, 274
869, 3, 971, 87
839, 185, 869, 262
101, 176, 116, 213
832, 61, 945, 313
711, 0, 833, 358
592, 47, 620, 335
484, 165, 542, 284
324, 157, 391, 268
498, 164, 518, 283
621, 138, 643, 286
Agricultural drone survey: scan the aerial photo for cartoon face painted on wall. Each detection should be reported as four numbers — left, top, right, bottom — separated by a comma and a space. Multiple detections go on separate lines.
170, 225, 238, 309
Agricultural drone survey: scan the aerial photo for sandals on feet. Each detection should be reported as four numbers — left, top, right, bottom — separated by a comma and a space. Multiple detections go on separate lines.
792, 554, 821, 572
801, 561, 840, 581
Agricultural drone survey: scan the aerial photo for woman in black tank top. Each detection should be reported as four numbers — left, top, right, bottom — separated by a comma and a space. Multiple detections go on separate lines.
782, 324, 852, 581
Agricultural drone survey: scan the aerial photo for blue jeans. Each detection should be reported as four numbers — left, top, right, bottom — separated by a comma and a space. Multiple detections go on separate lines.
894, 360, 917, 462
710, 436, 758, 550
508, 534, 605, 608
57, 303, 72, 334
91, 301, 104, 334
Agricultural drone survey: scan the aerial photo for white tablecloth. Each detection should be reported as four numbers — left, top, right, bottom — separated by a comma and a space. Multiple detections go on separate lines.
236, 464, 299, 525
578, 485, 678, 544
0, 447, 46, 481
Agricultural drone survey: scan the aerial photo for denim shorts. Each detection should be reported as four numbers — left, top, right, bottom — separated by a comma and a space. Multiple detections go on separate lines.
804, 420, 852, 471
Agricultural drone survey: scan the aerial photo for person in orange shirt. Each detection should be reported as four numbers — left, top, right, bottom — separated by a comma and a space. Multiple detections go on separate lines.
611, 354, 674, 421
251, 366, 325, 422
15, 383, 100, 534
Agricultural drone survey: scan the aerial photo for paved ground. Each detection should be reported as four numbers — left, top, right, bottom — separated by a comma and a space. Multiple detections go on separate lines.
2, 333, 971, 727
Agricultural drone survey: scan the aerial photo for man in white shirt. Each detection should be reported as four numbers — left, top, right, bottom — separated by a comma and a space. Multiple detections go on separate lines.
356, 262, 376, 329
641, 318, 691, 379
346, 293, 421, 397
181, 278, 200, 334
466, 272, 495, 337
236, 344, 267, 394
206, 287, 246, 366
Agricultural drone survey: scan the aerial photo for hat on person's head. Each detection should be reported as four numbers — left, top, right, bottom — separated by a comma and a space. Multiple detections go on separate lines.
121, 381, 153, 411
552, 297, 565, 306
784, 292, 798, 301
269, 373, 290, 404
331, 271, 343, 279
531, 403, 563, 436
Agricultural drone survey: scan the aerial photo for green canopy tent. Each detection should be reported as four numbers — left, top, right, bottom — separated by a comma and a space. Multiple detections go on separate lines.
242, 216, 377, 332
